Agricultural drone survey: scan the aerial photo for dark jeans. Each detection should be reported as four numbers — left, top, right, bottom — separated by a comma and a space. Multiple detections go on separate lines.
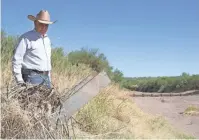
22, 70, 51, 88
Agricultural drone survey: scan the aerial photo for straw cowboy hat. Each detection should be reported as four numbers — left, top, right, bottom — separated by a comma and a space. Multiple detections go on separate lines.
27, 10, 56, 24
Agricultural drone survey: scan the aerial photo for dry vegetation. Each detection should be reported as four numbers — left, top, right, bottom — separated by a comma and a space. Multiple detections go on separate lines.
0, 30, 194, 139
184, 105, 199, 116
1, 64, 194, 139
74, 84, 194, 139
1, 63, 93, 139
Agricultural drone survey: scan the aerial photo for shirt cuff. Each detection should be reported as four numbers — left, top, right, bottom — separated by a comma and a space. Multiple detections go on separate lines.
48, 71, 51, 82
15, 73, 24, 83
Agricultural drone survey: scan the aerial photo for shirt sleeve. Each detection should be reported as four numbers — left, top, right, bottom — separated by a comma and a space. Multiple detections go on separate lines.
12, 37, 27, 83
48, 71, 51, 82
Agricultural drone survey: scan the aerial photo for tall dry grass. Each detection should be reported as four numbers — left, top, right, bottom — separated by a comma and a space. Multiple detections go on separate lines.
0, 32, 93, 138
1, 61, 93, 139
51, 63, 92, 93
74, 84, 194, 139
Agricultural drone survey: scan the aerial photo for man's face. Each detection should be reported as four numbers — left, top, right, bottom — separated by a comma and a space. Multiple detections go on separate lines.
35, 21, 49, 35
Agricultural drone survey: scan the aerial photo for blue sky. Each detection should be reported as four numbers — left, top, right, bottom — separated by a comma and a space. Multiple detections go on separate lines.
2, 0, 199, 77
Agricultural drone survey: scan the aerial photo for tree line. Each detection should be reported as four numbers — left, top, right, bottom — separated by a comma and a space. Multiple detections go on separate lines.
121, 73, 199, 93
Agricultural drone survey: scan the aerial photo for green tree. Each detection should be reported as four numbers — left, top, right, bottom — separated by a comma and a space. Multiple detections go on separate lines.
112, 68, 124, 83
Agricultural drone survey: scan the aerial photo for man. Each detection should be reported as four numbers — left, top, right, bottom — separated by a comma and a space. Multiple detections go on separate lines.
12, 10, 56, 88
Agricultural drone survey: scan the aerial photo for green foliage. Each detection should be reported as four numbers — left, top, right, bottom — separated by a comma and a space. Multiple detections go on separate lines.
67, 47, 124, 83
122, 73, 199, 93
68, 48, 109, 72
51, 47, 69, 72
112, 68, 123, 83
1, 30, 19, 70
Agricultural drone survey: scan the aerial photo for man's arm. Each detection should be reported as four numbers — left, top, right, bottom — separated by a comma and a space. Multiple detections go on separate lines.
12, 37, 27, 83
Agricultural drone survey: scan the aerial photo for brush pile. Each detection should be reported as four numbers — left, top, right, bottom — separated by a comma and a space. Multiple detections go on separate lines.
1, 83, 71, 139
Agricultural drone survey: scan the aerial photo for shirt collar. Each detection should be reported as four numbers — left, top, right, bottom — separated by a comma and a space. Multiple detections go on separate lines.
33, 29, 48, 38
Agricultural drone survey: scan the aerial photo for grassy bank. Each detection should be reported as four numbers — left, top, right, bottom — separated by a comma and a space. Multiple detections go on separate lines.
74, 84, 194, 139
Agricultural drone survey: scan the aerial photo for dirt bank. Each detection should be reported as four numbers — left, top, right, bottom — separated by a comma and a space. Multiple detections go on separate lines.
132, 94, 199, 138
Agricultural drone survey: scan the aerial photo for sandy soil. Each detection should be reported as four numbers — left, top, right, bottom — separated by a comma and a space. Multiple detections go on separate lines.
132, 95, 199, 138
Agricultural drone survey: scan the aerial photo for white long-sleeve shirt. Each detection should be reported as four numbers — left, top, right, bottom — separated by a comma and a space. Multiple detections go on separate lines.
12, 29, 52, 83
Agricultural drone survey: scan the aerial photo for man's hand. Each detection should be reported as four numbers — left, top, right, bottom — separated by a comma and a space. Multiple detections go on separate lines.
17, 81, 27, 87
